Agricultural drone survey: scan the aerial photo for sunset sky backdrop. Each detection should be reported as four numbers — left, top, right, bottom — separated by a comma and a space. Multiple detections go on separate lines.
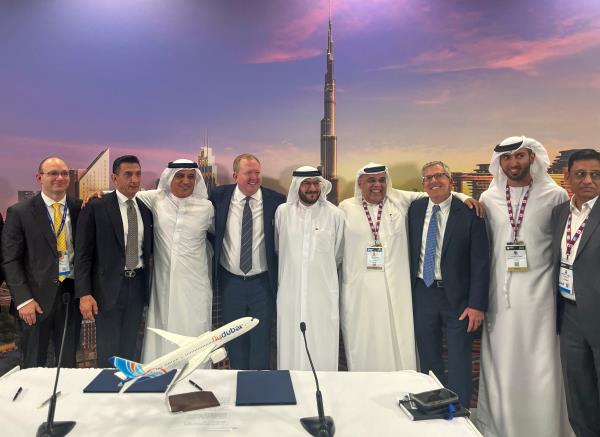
1, 0, 599, 213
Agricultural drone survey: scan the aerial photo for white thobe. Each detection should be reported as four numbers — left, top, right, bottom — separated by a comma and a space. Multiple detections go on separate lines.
477, 183, 573, 437
275, 201, 344, 371
339, 189, 424, 371
136, 190, 215, 362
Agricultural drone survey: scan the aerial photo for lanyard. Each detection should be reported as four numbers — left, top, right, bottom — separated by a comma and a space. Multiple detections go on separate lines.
362, 200, 383, 245
565, 211, 589, 260
45, 204, 67, 239
505, 182, 532, 243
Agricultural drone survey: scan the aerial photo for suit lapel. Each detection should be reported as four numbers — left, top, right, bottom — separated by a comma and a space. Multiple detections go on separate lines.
413, 199, 427, 255
441, 196, 460, 257
575, 200, 600, 261
220, 185, 235, 230
66, 197, 79, 241
32, 195, 58, 255
107, 192, 125, 252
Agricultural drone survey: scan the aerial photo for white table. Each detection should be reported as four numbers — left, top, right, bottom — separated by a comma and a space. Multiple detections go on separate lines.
0, 368, 481, 436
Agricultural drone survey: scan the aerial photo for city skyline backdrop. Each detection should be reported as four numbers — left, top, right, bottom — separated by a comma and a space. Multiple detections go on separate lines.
1, 0, 600, 214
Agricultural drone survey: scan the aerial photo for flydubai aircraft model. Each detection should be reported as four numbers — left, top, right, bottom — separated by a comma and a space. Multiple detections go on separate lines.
109, 317, 259, 393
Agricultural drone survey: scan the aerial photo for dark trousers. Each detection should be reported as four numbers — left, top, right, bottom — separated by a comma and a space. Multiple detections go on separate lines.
559, 299, 600, 437
18, 278, 82, 368
219, 266, 274, 370
95, 272, 145, 367
413, 279, 472, 406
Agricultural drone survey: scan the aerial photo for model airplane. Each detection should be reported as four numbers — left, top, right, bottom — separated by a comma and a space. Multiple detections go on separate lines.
109, 317, 259, 393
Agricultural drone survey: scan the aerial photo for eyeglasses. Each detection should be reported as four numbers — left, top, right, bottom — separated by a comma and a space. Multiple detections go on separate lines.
40, 171, 70, 178
422, 173, 449, 183
572, 170, 600, 181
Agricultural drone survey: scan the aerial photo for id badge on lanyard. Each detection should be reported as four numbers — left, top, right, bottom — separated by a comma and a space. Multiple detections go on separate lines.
505, 243, 528, 271
558, 262, 574, 296
505, 182, 531, 272
58, 252, 71, 278
363, 200, 385, 271
366, 246, 385, 271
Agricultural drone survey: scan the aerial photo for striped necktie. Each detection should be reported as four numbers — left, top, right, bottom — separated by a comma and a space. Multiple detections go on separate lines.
423, 204, 441, 287
239, 196, 253, 274
52, 203, 67, 282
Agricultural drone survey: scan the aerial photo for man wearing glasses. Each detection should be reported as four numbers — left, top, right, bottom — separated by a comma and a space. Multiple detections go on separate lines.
551, 149, 600, 437
408, 161, 490, 408
2, 157, 82, 368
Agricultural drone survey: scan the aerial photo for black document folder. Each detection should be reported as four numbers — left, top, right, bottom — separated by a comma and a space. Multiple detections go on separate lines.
83, 369, 177, 393
235, 370, 297, 406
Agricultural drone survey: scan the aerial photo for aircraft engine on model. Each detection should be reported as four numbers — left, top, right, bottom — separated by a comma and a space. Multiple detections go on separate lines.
209, 348, 227, 364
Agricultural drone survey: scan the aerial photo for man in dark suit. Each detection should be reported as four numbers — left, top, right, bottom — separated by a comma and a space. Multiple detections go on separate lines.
2, 157, 82, 368
551, 149, 600, 437
75, 155, 153, 367
408, 161, 489, 406
209, 153, 285, 369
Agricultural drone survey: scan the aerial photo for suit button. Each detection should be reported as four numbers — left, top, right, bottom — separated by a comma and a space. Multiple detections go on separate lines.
53, 279, 58, 284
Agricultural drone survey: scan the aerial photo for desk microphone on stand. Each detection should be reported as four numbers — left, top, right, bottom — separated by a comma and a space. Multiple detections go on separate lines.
299, 322, 335, 437
37, 292, 76, 437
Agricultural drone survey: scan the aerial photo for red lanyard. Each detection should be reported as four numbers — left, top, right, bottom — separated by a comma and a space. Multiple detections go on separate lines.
362, 200, 383, 245
505, 182, 532, 242
565, 211, 589, 260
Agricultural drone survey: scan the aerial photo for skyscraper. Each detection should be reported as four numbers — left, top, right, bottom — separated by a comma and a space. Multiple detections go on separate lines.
78, 148, 110, 200
197, 132, 218, 196
319, 9, 339, 205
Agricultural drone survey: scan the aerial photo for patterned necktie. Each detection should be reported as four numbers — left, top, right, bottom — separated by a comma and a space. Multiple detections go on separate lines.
125, 199, 138, 270
52, 203, 67, 282
423, 204, 441, 287
239, 196, 253, 274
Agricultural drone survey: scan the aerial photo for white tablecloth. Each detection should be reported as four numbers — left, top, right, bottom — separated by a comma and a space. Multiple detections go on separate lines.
0, 368, 481, 436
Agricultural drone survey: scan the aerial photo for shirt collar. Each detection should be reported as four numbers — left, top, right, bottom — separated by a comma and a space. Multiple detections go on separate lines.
115, 189, 136, 204
41, 192, 66, 207
234, 185, 262, 202
428, 194, 453, 213
570, 195, 598, 213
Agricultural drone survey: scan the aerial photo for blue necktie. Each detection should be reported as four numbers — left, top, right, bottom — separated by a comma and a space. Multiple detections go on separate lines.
239, 196, 253, 274
423, 204, 440, 287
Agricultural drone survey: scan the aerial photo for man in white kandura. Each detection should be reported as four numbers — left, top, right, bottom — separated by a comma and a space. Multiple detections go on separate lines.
339, 162, 480, 371
137, 159, 215, 362
476, 136, 573, 437
275, 166, 344, 371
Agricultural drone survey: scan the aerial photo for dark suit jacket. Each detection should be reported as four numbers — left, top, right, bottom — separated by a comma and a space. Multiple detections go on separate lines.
551, 198, 600, 346
74, 191, 153, 310
2, 194, 82, 315
209, 184, 285, 296
408, 195, 490, 314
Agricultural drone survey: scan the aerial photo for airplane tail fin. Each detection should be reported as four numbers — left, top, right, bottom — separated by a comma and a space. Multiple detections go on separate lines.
110, 356, 145, 381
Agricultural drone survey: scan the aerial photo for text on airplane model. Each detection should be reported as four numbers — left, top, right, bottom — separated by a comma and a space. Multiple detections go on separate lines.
108, 317, 259, 392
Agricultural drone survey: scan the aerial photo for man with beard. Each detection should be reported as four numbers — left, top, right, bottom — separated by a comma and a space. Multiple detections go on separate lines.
476, 136, 573, 437
275, 166, 344, 371
551, 149, 600, 437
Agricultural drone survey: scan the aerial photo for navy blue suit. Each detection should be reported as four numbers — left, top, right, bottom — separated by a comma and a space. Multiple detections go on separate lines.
209, 184, 285, 369
408, 195, 489, 405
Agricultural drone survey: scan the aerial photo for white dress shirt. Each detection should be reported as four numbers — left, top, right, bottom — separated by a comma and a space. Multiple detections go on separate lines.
560, 195, 598, 300
417, 195, 453, 280
115, 189, 144, 269
220, 185, 267, 276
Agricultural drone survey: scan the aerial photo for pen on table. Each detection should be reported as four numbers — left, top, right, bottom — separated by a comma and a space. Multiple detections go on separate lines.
189, 380, 203, 391
12, 387, 23, 402
37, 391, 61, 409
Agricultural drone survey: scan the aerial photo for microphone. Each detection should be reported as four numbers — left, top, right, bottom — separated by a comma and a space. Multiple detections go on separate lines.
299, 322, 335, 437
37, 292, 76, 437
